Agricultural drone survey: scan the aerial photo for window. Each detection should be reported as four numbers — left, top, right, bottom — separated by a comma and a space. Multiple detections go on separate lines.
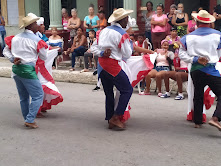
7, 0, 19, 25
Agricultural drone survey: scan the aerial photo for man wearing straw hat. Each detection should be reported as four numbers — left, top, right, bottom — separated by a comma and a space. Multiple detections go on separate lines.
91, 8, 133, 129
179, 10, 221, 130
3, 13, 48, 129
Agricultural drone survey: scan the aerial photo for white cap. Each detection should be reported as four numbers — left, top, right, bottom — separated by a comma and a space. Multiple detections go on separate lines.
36, 17, 44, 26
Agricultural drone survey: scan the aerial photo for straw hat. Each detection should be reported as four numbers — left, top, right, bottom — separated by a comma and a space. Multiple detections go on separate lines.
192, 10, 215, 23
108, 8, 133, 23
20, 13, 40, 29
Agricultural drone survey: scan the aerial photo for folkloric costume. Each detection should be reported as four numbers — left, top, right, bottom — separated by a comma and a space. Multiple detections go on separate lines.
179, 10, 221, 129
3, 13, 48, 128
91, 8, 157, 127
35, 16, 63, 113
91, 8, 134, 128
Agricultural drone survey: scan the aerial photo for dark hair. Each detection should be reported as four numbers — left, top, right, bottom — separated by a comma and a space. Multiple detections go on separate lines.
89, 3, 94, 8
89, 30, 95, 35
98, 10, 105, 14
146, 1, 153, 7
77, 27, 83, 31
138, 33, 145, 37
214, 4, 221, 14
171, 26, 177, 31
157, 3, 164, 11
130, 34, 135, 37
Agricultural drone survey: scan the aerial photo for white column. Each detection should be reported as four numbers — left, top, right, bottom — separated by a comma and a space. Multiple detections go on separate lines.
49, 0, 63, 30
123, 0, 137, 20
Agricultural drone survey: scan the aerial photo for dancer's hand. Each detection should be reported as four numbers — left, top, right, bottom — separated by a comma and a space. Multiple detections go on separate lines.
14, 58, 21, 65
103, 49, 111, 57
198, 57, 208, 66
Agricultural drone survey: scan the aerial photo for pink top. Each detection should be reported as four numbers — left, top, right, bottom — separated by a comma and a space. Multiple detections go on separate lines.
188, 20, 196, 33
156, 54, 169, 66
151, 14, 167, 33
62, 18, 69, 30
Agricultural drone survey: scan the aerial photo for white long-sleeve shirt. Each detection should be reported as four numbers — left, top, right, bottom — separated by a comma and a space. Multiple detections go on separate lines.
179, 27, 221, 77
3, 29, 48, 65
179, 27, 221, 64
91, 23, 132, 61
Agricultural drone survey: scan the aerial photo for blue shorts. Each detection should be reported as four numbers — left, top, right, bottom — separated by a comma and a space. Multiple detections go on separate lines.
155, 66, 170, 72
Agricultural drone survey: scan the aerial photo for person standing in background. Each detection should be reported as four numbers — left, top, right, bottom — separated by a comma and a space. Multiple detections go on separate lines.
67, 8, 81, 44
98, 10, 107, 29
62, 8, 70, 31
151, 3, 168, 50
187, 11, 197, 34
84, 5, 100, 37
213, 4, 221, 31
0, 10, 6, 55
172, 3, 188, 37
166, 4, 177, 34
141, 1, 155, 44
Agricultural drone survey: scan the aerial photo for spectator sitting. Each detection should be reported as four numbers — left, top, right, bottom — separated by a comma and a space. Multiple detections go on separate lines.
62, 8, 70, 31
142, 40, 174, 96
67, 8, 81, 43
98, 10, 107, 29
81, 30, 96, 72
48, 27, 63, 68
84, 5, 100, 37
130, 34, 135, 43
160, 56, 188, 99
65, 27, 87, 71
165, 27, 180, 54
134, 34, 151, 55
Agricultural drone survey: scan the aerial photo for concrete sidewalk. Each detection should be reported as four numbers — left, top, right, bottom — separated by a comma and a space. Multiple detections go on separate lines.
0, 57, 97, 84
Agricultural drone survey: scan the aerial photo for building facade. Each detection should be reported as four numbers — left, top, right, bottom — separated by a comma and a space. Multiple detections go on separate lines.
1, 0, 221, 36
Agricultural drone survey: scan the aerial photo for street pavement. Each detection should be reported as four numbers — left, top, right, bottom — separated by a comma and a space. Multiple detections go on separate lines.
0, 77, 221, 166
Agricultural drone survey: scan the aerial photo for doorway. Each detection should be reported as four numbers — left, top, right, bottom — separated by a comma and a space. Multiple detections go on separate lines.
40, 0, 76, 30
106, 0, 123, 18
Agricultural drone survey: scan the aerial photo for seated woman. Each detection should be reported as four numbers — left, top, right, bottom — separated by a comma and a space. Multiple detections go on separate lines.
143, 40, 174, 96
160, 26, 187, 99
160, 57, 188, 99
48, 27, 63, 68
65, 27, 87, 71
81, 30, 96, 72
165, 27, 180, 53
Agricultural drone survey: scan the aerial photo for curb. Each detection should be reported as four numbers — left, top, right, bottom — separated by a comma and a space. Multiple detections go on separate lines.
0, 67, 98, 85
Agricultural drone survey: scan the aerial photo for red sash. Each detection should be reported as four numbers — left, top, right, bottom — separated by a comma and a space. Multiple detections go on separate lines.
98, 57, 121, 77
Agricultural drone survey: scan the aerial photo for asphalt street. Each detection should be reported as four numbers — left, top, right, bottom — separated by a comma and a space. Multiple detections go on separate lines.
0, 77, 221, 166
